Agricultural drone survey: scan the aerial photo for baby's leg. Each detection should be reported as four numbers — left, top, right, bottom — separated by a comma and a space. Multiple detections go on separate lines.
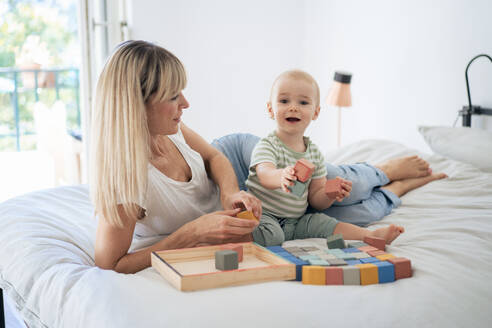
333, 222, 404, 245
292, 213, 340, 239
251, 212, 285, 246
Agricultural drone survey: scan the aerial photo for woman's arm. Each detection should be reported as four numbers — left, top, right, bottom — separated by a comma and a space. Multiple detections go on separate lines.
95, 206, 258, 274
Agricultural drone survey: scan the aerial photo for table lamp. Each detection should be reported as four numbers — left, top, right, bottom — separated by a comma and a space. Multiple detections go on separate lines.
326, 71, 352, 147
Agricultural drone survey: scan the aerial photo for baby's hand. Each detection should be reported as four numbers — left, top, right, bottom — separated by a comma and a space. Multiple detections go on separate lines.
335, 177, 352, 202
326, 177, 352, 202
281, 166, 296, 193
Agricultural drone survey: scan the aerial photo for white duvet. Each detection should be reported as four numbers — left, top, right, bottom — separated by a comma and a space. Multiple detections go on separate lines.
1, 139, 491, 328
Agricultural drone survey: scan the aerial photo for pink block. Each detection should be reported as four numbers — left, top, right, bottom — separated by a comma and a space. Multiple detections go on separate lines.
220, 244, 243, 262
363, 236, 386, 251
325, 267, 343, 285
367, 250, 386, 257
294, 158, 315, 183
388, 257, 412, 279
358, 245, 378, 252
325, 179, 343, 199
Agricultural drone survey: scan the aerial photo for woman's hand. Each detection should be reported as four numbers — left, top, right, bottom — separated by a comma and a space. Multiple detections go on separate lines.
188, 208, 259, 245
222, 191, 262, 219
281, 165, 296, 193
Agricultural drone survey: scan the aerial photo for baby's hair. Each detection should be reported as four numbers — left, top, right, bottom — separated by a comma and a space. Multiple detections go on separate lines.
270, 69, 320, 107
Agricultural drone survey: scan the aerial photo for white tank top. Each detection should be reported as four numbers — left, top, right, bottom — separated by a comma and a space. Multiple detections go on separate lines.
134, 125, 222, 238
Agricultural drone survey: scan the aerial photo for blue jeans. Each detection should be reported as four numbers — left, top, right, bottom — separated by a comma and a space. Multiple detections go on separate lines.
211, 133, 401, 227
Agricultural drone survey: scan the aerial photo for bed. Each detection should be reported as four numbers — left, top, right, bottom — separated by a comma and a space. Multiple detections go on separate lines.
1, 128, 492, 328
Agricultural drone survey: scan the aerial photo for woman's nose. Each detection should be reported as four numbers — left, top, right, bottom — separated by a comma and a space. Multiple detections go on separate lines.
180, 94, 190, 109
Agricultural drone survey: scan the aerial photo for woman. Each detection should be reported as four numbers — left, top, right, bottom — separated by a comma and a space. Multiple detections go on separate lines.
91, 40, 261, 274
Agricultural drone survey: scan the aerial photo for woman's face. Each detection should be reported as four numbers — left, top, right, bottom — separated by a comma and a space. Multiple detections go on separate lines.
146, 91, 189, 135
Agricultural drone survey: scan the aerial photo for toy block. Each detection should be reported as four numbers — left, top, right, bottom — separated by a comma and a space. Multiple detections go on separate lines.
346, 260, 362, 266
325, 178, 344, 199
367, 250, 386, 257
326, 234, 346, 249
355, 263, 379, 285
363, 236, 386, 251
318, 254, 337, 260
301, 246, 319, 252
310, 250, 327, 256
326, 249, 345, 256
215, 250, 238, 270
294, 158, 315, 182
347, 241, 369, 248
302, 266, 326, 285
283, 246, 302, 253
328, 258, 347, 266
299, 255, 320, 261
360, 257, 380, 264
343, 266, 361, 285
308, 259, 330, 266
290, 251, 309, 257
342, 247, 360, 253
266, 246, 285, 253
352, 252, 371, 259
374, 261, 395, 283
326, 267, 344, 285
236, 210, 259, 221
358, 245, 378, 253
293, 261, 309, 281
376, 254, 396, 261
289, 180, 307, 197
388, 257, 412, 279
220, 244, 244, 262
338, 253, 356, 261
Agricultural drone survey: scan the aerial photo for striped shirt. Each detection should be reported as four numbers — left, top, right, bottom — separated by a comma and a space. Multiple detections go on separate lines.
245, 132, 327, 219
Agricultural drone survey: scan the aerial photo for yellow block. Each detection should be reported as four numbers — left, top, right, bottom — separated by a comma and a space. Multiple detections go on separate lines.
237, 210, 259, 221
302, 266, 326, 285
376, 254, 396, 261
356, 264, 379, 285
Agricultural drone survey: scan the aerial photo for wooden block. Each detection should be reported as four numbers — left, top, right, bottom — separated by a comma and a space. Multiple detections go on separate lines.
325, 178, 343, 198
294, 158, 315, 182
326, 249, 345, 256
352, 252, 371, 259
300, 246, 320, 252
367, 250, 386, 257
374, 261, 395, 283
289, 180, 307, 197
220, 244, 244, 262
360, 257, 380, 264
347, 241, 369, 248
236, 210, 258, 221
215, 250, 238, 270
338, 253, 356, 261
356, 263, 379, 285
326, 267, 344, 285
346, 259, 362, 266
342, 247, 360, 253
299, 255, 320, 261
327, 258, 347, 266
376, 254, 396, 261
363, 236, 386, 251
266, 246, 285, 253
358, 245, 378, 253
302, 266, 326, 285
388, 257, 412, 279
318, 254, 337, 260
343, 266, 361, 285
283, 246, 302, 253
326, 234, 346, 249
308, 259, 330, 266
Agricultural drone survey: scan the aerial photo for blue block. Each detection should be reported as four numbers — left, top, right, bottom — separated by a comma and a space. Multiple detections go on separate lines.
343, 247, 360, 253
360, 257, 380, 264
266, 246, 285, 253
374, 261, 395, 283
294, 261, 309, 281
289, 180, 307, 197
338, 253, 356, 260
276, 251, 292, 259
346, 260, 362, 265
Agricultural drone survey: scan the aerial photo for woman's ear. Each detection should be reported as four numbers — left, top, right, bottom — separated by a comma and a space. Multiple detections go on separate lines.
312, 105, 321, 121
267, 102, 275, 120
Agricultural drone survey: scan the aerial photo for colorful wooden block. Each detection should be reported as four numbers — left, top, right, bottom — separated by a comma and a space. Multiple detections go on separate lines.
326, 249, 346, 256
236, 210, 259, 221
294, 158, 315, 182
376, 254, 396, 261
328, 258, 347, 266
308, 259, 330, 266
215, 250, 238, 270
283, 246, 302, 253
388, 257, 412, 279
287, 258, 308, 281
342, 247, 360, 253
358, 245, 379, 253
367, 250, 386, 257
325, 178, 343, 199
363, 236, 386, 251
360, 257, 380, 264
343, 266, 361, 285
299, 255, 320, 261
318, 254, 337, 260
352, 252, 371, 259
356, 263, 379, 285
326, 267, 344, 285
347, 241, 369, 248
300, 246, 319, 252
266, 246, 285, 253
302, 266, 326, 285
288, 180, 308, 197
374, 261, 395, 283
338, 253, 356, 261
346, 260, 362, 266
326, 234, 346, 249
220, 244, 244, 262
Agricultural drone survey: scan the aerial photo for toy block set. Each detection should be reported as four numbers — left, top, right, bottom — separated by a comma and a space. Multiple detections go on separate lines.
267, 235, 412, 286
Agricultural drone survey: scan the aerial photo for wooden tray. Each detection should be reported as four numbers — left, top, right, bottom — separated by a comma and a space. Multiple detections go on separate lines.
151, 242, 295, 291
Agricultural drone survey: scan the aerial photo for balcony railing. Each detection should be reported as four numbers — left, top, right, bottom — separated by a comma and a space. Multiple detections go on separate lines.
0, 67, 80, 151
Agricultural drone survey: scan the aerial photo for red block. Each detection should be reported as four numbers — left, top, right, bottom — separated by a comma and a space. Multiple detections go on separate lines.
388, 257, 412, 279
220, 244, 244, 262
367, 250, 386, 257
325, 179, 343, 199
363, 236, 386, 251
294, 158, 315, 183
358, 245, 378, 253
325, 267, 343, 285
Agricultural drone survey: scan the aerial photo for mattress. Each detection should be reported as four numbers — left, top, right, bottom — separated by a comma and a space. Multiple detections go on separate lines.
1, 139, 491, 328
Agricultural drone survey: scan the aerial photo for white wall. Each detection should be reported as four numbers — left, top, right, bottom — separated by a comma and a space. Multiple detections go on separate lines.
128, 0, 492, 153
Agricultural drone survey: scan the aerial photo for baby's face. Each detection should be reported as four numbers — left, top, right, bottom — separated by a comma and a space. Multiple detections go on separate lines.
268, 77, 320, 136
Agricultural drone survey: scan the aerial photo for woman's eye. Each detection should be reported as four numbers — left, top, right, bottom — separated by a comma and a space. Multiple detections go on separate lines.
170, 94, 179, 101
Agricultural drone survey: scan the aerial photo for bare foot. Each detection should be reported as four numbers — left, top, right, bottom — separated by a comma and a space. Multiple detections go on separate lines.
376, 155, 431, 181
370, 224, 405, 244
381, 172, 448, 197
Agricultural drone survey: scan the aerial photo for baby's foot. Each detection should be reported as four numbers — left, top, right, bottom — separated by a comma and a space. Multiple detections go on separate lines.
370, 224, 405, 245
376, 155, 431, 181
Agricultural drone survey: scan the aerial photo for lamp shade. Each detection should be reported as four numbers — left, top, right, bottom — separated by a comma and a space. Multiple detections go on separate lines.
326, 71, 352, 107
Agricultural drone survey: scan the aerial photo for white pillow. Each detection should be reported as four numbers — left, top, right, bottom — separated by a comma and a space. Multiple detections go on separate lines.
418, 126, 492, 172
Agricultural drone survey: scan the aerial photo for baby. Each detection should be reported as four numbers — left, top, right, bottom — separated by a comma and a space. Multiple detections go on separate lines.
246, 69, 404, 246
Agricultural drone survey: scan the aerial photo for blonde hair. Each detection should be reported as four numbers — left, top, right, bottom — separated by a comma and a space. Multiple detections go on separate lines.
270, 69, 320, 107
90, 40, 187, 227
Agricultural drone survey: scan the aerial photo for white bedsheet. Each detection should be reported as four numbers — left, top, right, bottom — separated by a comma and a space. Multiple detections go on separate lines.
1, 139, 491, 328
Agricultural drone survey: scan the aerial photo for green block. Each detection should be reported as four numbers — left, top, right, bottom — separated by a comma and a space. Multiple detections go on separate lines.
328, 258, 347, 266
308, 259, 330, 266
326, 234, 346, 249
289, 180, 307, 197
215, 250, 238, 270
